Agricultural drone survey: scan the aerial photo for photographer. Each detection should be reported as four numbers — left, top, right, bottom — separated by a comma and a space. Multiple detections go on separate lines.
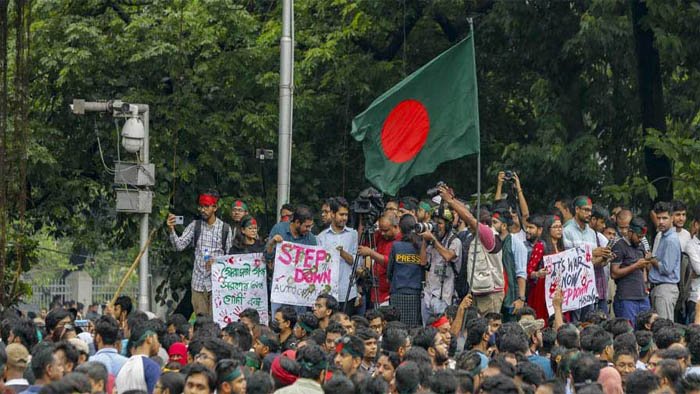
420, 209, 462, 325
495, 171, 530, 244
437, 185, 504, 315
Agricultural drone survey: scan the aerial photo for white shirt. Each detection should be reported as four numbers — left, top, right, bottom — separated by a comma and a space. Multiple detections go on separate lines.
686, 236, 700, 302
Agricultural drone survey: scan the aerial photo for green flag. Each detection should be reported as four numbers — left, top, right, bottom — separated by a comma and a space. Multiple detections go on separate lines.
351, 32, 480, 195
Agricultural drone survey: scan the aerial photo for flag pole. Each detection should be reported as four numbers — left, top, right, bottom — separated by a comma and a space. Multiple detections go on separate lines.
467, 16, 480, 320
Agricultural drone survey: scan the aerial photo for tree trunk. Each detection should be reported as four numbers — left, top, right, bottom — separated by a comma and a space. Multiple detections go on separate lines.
630, 0, 672, 202
0, 0, 8, 307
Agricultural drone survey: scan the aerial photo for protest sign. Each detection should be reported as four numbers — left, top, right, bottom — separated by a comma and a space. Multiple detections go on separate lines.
270, 241, 339, 307
211, 253, 268, 327
545, 245, 598, 316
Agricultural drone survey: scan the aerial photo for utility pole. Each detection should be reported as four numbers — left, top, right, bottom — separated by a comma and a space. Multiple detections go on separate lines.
277, 0, 294, 222
71, 99, 153, 312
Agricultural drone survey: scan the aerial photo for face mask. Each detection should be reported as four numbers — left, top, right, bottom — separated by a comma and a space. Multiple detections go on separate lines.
269, 320, 282, 333
488, 333, 497, 347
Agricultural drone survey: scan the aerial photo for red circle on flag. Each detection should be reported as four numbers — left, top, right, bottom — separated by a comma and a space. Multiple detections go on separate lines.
380, 99, 430, 163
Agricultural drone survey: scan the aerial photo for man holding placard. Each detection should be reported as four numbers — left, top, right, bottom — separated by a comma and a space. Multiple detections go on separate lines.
317, 197, 359, 315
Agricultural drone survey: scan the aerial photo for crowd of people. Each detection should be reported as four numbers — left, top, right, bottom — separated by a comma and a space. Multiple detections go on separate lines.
3, 173, 700, 394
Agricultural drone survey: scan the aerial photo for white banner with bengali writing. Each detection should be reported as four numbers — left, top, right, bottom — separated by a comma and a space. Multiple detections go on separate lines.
211, 253, 268, 327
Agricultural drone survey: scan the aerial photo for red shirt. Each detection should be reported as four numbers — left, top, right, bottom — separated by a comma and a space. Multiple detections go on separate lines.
371, 231, 402, 304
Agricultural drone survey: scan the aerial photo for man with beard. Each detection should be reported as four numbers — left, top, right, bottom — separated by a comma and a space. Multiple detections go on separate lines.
230, 200, 249, 240
563, 195, 613, 320
317, 197, 359, 314
168, 191, 233, 317
491, 209, 528, 317
318, 198, 333, 234
420, 208, 462, 325
358, 214, 402, 307
413, 326, 449, 370
611, 216, 653, 322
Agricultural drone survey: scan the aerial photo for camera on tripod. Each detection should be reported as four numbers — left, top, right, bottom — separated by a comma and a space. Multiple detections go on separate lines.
350, 187, 384, 226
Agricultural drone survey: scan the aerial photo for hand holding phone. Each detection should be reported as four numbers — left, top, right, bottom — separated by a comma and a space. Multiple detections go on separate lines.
174, 216, 184, 225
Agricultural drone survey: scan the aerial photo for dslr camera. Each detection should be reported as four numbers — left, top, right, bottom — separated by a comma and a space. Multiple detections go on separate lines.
503, 170, 514, 182
414, 221, 437, 234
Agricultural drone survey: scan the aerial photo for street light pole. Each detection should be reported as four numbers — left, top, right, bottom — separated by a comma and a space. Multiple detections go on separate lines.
138, 109, 150, 312
277, 0, 294, 222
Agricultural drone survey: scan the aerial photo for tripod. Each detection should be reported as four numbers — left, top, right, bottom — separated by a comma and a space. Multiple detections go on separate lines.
343, 216, 379, 314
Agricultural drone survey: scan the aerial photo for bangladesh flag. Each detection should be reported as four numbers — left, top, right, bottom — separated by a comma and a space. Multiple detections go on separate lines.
351, 32, 480, 195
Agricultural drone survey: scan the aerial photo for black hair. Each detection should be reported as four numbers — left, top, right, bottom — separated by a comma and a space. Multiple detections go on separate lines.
10, 318, 38, 350
656, 359, 682, 387
556, 324, 580, 350
246, 370, 274, 394
496, 323, 528, 354
635, 330, 654, 359
297, 312, 319, 334
360, 375, 389, 394
296, 343, 327, 380
379, 350, 401, 369
365, 309, 383, 322
309, 328, 326, 346
55, 341, 79, 367
625, 370, 659, 394
591, 204, 609, 220
580, 325, 612, 354
337, 335, 365, 360
571, 352, 601, 384
351, 315, 369, 329
317, 294, 338, 314
538, 379, 566, 394
613, 347, 638, 362
465, 317, 488, 349
276, 305, 298, 328
257, 327, 280, 353
160, 333, 180, 352
281, 203, 294, 212
653, 201, 673, 215
215, 358, 243, 387
412, 326, 439, 351
398, 214, 422, 250
605, 318, 633, 337
355, 327, 379, 341
672, 200, 687, 213
686, 325, 700, 365
514, 306, 537, 320
651, 318, 674, 333
126, 311, 149, 334
95, 315, 121, 345
75, 362, 108, 387
186, 363, 217, 392
654, 326, 682, 350
382, 327, 409, 353
571, 196, 592, 213
128, 320, 159, 354
542, 215, 565, 255
114, 295, 133, 316
453, 370, 474, 394
455, 350, 483, 375
679, 374, 700, 394
488, 355, 516, 378
239, 308, 261, 325
322, 374, 354, 394
479, 373, 519, 394
517, 361, 546, 388
45, 309, 71, 334
542, 327, 557, 355
659, 346, 690, 362
31, 342, 56, 380
329, 197, 349, 213
379, 305, 401, 322
326, 321, 346, 336
47, 372, 92, 394
156, 371, 185, 394
394, 361, 421, 394
428, 369, 457, 394
201, 337, 235, 363
292, 205, 313, 223
223, 321, 253, 352
404, 346, 431, 366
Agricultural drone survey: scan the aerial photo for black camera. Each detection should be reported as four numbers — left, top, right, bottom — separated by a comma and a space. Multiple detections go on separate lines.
350, 187, 385, 225
503, 170, 514, 181
414, 221, 436, 234
426, 181, 447, 198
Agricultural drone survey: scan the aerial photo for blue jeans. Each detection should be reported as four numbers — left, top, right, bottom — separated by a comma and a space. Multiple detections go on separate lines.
613, 298, 650, 323
421, 295, 448, 326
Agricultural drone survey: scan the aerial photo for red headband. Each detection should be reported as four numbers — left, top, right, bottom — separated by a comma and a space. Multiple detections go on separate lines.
399, 202, 405, 209
553, 215, 561, 221
198, 194, 218, 206
492, 212, 501, 220
431, 315, 450, 328
271, 355, 298, 386
250, 218, 257, 227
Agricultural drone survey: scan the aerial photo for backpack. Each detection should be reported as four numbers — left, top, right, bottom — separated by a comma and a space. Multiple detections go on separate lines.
455, 229, 503, 299
193, 219, 231, 252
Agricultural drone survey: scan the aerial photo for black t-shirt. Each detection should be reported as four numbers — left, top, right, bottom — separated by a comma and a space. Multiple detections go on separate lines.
612, 238, 646, 300
229, 241, 264, 254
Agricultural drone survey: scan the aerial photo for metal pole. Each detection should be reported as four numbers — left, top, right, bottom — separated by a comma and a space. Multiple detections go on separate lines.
277, 0, 294, 222
138, 108, 150, 312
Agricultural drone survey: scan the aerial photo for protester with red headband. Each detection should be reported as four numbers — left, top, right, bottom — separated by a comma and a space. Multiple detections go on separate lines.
229, 215, 263, 254
167, 190, 232, 317
611, 216, 654, 323
230, 200, 249, 240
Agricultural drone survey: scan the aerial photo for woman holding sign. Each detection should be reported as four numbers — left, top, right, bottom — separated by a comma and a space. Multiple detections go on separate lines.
229, 216, 264, 254
527, 215, 564, 322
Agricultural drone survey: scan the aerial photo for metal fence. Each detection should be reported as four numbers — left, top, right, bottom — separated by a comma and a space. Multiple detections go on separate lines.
92, 276, 139, 305
25, 278, 70, 311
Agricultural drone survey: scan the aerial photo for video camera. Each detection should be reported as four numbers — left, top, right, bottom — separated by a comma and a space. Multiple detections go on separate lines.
426, 181, 446, 198
350, 187, 385, 226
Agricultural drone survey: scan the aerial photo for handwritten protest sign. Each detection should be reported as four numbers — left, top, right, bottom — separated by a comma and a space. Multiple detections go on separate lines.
212, 253, 268, 327
271, 241, 339, 307
545, 245, 598, 316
